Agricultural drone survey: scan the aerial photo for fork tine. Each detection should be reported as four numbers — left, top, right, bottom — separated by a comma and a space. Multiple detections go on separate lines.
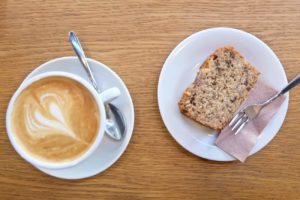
231, 113, 247, 131
234, 118, 249, 135
229, 111, 244, 127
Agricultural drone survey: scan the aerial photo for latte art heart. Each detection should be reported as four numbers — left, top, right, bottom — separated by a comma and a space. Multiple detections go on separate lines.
11, 77, 99, 163
24, 92, 83, 142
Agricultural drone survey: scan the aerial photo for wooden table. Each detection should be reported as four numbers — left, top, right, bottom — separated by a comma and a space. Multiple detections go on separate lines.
0, 0, 299, 199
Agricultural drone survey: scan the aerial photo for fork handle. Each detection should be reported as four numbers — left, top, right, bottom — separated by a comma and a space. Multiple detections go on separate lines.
263, 74, 300, 106
280, 74, 300, 95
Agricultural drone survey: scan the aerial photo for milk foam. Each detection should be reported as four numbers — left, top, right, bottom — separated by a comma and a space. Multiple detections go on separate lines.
11, 77, 99, 162
24, 92, 80, 141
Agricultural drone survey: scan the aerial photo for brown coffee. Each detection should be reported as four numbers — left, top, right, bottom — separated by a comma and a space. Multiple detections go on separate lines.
11, 77, 100, 163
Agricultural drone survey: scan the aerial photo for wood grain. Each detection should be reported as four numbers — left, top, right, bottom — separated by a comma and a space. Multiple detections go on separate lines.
0, 0, 299, 199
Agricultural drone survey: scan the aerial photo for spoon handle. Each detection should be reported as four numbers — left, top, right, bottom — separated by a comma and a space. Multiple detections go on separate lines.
69, 31, 101, 93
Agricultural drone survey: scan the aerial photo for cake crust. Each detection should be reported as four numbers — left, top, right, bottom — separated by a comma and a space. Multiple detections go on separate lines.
179, 46, 260, 131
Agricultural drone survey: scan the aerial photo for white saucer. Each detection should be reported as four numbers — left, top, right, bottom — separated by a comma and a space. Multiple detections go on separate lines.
158, 27, 289, 161
22, 57, 134, 179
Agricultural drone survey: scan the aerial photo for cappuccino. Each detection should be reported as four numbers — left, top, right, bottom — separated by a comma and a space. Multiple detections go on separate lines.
11, 76, 100, 163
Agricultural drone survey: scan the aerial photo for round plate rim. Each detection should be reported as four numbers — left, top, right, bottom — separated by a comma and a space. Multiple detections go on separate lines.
22, 56, 135, 179
157, 27, 289, 161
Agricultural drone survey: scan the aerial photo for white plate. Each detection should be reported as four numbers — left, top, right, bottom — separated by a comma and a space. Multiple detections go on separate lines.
22, 57, 134, 179
158, 27, 289, 161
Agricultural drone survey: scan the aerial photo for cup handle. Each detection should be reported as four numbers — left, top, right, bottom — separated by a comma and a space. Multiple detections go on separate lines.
99, 87, 121, 104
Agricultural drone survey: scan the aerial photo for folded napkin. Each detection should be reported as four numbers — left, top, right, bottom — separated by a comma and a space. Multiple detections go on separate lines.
215, 79, 286, 162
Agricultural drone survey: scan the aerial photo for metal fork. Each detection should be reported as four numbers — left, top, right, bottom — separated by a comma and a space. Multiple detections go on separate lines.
229, 74, 300, 135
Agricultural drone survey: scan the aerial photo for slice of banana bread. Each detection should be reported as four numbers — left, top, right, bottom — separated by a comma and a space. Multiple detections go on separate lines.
179, 46, 260, 131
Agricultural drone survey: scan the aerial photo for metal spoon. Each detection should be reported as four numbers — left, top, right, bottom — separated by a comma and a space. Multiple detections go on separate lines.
69, 31, 125, 141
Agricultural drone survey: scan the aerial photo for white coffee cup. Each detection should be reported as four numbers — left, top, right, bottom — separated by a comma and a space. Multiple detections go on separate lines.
6, 71, 120, 169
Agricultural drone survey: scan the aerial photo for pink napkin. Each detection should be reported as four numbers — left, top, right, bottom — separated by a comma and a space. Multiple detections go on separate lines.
215, 79, 286, 162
